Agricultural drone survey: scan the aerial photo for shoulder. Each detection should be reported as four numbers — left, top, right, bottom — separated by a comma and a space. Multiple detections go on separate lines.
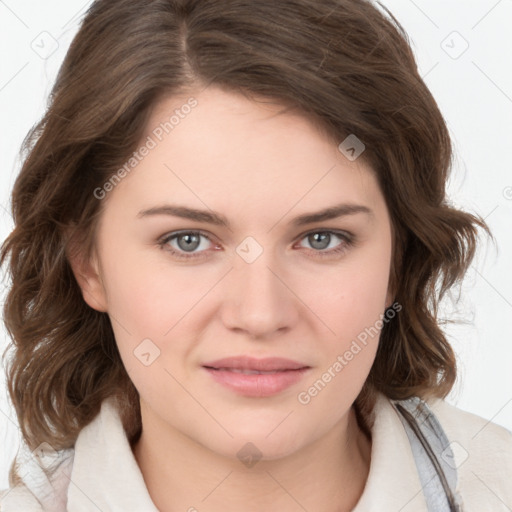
426, 396, 512, 460
1, 398, 122, 511
0, 447, 75, 511
425, 396, 512, 510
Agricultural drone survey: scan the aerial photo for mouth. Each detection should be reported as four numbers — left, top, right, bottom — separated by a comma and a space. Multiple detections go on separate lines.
201, 356, 311, 397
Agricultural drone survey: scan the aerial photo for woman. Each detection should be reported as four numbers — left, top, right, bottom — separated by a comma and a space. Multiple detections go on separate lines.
1, 0, 511, 510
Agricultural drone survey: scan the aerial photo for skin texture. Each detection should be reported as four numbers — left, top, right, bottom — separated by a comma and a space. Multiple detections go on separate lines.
71, 85, 394, 512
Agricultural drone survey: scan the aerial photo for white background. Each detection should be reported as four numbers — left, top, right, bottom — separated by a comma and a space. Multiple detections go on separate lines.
1, 0, 511, 490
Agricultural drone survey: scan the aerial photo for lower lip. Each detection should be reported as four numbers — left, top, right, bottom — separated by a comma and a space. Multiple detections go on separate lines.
203, 367, 310, 397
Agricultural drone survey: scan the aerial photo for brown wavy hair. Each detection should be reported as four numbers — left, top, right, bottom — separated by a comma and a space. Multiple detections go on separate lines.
1, 0, 490, 484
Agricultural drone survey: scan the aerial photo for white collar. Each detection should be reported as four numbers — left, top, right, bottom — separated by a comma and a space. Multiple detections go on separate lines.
2, 393, 429, 511
353, 393, 428, 511
66, 396, 158, 511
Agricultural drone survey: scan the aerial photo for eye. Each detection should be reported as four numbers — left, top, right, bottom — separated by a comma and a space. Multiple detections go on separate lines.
295, 230, 354, 258
158, 230, 217, 260
158, 229, 354, 261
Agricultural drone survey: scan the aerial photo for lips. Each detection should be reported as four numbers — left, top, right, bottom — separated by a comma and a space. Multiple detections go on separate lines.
202, 355, 309, 372
201, 356, 311, 397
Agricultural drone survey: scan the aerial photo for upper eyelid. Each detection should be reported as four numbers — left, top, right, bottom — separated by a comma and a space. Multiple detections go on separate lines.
160, 229, 216, 244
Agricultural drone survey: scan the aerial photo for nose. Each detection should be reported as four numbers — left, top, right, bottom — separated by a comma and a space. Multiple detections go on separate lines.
220, 245, 299, 339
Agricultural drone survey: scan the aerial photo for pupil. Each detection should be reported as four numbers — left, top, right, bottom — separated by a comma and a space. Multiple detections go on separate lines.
179, 233, 200, 251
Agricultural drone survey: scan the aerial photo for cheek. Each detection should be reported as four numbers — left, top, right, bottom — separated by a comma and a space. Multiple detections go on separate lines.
295, 254, 390, 414
95, 245, 180, 376
100, 242, 202, 335
314, 241, 392, 342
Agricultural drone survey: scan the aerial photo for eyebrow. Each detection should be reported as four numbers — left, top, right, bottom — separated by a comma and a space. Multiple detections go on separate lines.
137, 203, 373, 228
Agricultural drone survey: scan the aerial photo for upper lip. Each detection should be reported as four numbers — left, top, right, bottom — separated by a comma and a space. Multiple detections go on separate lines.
202, 356, 310, 371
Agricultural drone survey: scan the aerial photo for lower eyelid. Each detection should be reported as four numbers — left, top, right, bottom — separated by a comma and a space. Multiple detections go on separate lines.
298, 229, 354, 250
296, 231, 348, 247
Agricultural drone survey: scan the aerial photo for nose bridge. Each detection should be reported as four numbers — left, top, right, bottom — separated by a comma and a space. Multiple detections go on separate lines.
221, 236, 297, 336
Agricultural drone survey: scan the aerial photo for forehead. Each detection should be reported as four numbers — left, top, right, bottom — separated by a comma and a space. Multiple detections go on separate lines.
102, 86, 385, 226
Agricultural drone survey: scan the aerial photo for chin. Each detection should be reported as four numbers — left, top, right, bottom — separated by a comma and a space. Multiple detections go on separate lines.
210, 424, 308, 463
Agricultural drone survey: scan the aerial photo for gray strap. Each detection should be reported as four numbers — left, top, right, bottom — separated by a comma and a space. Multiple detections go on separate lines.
393, 397, 463, 511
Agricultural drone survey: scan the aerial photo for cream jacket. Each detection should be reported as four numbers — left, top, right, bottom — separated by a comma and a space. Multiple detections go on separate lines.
1, 393, 511, 511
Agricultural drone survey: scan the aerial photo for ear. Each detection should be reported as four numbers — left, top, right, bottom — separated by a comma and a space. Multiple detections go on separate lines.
67, 240, 108, 313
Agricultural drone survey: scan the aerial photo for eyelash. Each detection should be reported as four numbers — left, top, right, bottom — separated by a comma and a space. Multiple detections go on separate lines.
157, 229, 355, 261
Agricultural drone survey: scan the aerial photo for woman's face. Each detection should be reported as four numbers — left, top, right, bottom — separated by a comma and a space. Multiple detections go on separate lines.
78, 86, 393, 460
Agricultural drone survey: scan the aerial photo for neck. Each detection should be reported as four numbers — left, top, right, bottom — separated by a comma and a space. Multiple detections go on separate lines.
133, 404, 371, 512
